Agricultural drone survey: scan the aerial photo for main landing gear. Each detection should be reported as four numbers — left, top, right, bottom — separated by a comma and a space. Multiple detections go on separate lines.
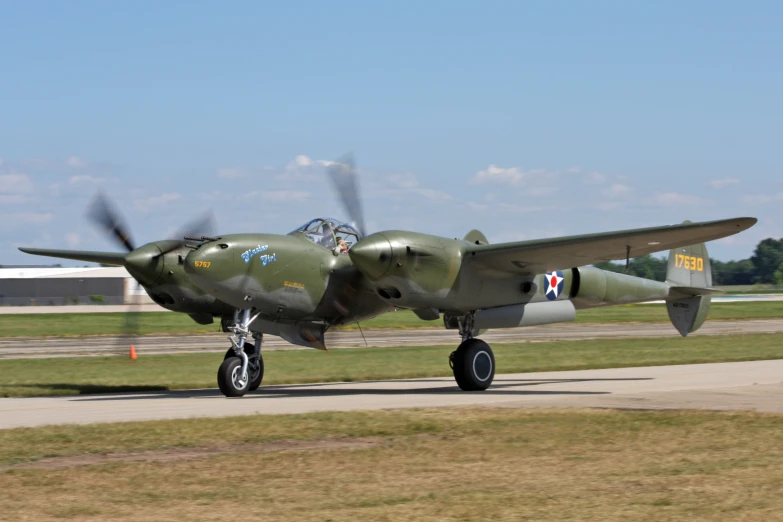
449, 313, 495, 391
218, 309, 263, 397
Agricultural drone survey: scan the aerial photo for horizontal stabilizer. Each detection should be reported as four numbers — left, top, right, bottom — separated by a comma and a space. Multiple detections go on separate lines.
668, 286, 725, 297
18, 247, 127, 266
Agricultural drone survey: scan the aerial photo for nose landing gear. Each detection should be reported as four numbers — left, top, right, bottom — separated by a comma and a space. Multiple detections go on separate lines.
218, 309, 263, 397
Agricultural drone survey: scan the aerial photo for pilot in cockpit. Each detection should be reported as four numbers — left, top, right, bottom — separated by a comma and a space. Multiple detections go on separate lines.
336, 238, 349, 254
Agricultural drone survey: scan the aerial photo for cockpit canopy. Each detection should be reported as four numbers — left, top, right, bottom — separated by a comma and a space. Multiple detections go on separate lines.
290, 218, 361, 252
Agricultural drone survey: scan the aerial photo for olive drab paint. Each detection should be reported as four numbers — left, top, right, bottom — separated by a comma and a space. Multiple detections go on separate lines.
20, 216, 757, 347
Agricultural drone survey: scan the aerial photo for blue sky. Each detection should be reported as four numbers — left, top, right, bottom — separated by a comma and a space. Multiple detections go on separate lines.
1, 1, 781, 265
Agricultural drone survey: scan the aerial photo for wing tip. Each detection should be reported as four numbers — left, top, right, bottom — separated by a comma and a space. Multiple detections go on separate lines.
730, 217, 757, 232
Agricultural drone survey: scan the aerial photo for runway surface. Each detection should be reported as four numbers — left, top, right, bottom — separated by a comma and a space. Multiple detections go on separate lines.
1, 359, 781, 429
2, 319, 782, 359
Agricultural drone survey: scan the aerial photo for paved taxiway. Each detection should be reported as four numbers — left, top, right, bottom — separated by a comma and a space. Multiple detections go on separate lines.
2, 319, 782, 359
1, 359, 781, 429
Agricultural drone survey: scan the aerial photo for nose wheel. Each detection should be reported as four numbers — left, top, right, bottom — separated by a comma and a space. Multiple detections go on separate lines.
218, 309, 263, 397
218, 357, 251, 397
222, 342, 264, 392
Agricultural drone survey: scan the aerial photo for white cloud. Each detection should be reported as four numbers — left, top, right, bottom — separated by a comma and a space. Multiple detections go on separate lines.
293, 154, 313, 167
387, 172, 419, 189
384, 171, 451, 201
603, 184, 632, 197
66, 156, 86, 168
69, 175, 105, 184
472, 165, 533, 185
582, 171, 607, 184
274, 154, 334, 182
708, 178, 739, 189
0, 173, 35, 204
648, 192, 701, 206
285, 154, 333, 172
0, 173, 34, 194
412, 187, 452, 201
65, 233, 81, 248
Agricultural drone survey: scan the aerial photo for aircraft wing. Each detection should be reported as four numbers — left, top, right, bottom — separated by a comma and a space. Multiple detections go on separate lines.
465, 217, 756, 275
18, 247, 127, 266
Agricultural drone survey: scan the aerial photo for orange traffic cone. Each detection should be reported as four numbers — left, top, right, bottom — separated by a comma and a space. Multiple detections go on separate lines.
129, 345, 138, 360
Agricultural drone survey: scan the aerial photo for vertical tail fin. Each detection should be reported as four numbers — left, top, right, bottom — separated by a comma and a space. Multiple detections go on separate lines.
666, 241, 712, 288
665, 240, 715, 336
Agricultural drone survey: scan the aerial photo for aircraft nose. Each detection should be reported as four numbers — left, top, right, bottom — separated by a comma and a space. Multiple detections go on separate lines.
349, 233, 393, 280
184, 242, 234, 290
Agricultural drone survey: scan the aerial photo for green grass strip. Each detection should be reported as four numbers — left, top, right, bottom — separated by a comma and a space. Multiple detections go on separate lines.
1, 301, 782, 337
1, 333, 781, 398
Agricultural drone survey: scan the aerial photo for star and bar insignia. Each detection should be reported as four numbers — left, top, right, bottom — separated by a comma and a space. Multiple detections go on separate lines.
544, 270, 565, 300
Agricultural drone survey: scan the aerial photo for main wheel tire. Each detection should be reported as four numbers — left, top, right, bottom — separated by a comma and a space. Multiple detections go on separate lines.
217, 357, 250, 397
451, 339, 495, 391
223, 343, 264, 392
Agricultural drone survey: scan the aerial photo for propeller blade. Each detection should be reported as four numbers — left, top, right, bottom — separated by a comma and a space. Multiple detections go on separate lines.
85, 191, 136, 252
176, 210, 217, 241
157, 210, 218, 256
327, 153, 366, 237
116, 278, 142, 354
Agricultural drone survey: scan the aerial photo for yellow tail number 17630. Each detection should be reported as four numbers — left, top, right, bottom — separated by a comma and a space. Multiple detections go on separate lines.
676, 254, 704, 272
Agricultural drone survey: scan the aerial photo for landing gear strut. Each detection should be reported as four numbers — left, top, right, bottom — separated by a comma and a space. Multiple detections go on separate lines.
449, 313, 495, 391
218, 309, 263, 397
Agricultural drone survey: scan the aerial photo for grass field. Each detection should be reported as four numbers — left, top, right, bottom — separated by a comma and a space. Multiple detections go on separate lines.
2, 407, 783, 520
1, 301, 782, 337
1, 333, 782, 398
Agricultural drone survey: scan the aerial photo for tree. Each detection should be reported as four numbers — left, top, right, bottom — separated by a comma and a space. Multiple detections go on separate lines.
774, 263, 783, 286
594, 255, 667, 282
750, 238, 783, 284
711, 259, 755, 285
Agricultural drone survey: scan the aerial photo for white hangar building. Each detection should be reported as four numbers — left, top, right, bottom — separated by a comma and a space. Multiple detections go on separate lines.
0, 267, 151, 306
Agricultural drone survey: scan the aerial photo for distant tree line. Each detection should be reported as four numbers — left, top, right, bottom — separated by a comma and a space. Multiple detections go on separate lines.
594, 238, 783, 286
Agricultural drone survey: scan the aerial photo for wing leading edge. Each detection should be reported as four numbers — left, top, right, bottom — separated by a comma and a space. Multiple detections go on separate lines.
466, 217, 756, 275
18, 247, 127, 266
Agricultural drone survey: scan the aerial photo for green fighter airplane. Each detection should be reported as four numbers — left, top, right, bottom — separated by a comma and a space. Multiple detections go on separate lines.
20, 156, 757, 398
